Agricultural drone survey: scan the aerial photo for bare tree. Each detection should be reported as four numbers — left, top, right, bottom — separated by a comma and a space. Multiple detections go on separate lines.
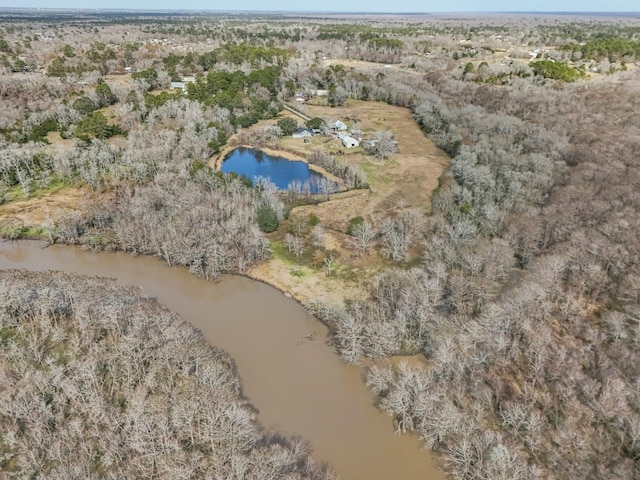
284, 233, 305, 258
348, 221, 377, 255
365, 130, 398, 159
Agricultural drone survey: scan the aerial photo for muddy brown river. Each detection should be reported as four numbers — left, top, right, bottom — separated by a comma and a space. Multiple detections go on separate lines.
0, 240, 446, 480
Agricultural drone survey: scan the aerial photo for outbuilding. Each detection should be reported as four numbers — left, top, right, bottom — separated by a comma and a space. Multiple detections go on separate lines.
339, 135, 360, 148
329, 120, 348, 131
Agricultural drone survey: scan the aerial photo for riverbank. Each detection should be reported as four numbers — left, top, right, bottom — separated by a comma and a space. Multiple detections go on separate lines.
0, 99, 451, 478
0, 240, 447, 480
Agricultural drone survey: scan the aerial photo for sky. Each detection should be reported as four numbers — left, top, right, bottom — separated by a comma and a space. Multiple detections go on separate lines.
0, 1, 637, 13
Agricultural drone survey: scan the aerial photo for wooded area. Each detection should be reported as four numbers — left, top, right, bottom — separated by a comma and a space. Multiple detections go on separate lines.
1, 10, 639, 480
0, 270, 332, 478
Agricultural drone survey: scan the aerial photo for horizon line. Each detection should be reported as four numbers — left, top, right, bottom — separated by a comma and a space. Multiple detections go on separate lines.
0, 7, 638, 14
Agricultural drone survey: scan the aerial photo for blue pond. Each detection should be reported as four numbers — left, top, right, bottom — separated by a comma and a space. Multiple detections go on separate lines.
221, 148, 327, 193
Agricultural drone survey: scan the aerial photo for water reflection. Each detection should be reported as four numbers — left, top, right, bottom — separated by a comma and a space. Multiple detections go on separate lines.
221, 147, 328, 193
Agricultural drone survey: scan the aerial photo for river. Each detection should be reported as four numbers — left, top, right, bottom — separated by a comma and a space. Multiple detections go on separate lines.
0, 240, 446, 480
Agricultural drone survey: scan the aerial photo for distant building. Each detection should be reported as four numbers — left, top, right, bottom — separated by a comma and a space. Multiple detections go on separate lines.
292, 128, 314, 138
329, 120, 347, 131
295, 91, 310, 104
171, 81, 187, 93
338, 133, 360, 148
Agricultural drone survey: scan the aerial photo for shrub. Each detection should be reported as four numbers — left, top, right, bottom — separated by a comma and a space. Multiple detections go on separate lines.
306, 117, 325, 129
277, 117, 298, 136
308, 213, 320, 227
95, 81, 117, 107
257, 205, 279, 233
346, 216, 364, 235
72, 96, 97, 115
74, 112, 122, 140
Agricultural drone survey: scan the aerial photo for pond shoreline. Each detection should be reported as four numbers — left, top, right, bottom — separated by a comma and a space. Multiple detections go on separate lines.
210, 142, 341, 184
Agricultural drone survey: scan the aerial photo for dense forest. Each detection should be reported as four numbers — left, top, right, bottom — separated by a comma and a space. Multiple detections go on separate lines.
0, 270, 332, 478
1, 9, 639, 480
318, 67, 640, 479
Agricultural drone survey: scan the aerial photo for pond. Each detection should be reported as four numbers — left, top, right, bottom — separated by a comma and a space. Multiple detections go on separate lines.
221, 147, 329, 193
0, 240, 446, 480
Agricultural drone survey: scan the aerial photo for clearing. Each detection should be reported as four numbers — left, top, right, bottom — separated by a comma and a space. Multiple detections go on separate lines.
217, 100, 450, 305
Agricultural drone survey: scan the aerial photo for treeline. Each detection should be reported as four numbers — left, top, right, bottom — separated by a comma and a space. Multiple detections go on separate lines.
167, 44, 291, 76
186, 66, 283, 127
561, 36, 640, 61
312, 54, 640, 479
530, 60, 586, 82
0, 270, 333, 479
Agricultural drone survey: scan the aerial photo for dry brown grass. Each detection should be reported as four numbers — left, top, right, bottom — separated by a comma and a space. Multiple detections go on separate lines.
298, 100, 450, 227
0, 186, 94, 228
244, 100, 450, 306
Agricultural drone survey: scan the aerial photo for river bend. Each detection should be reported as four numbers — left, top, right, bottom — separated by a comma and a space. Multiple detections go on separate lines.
0, 240, 445, 480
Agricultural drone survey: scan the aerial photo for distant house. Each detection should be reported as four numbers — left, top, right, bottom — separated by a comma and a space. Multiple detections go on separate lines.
171, 81, 187, 93
329, 120, 348, 131
292, 128, 314, 138
338, 134, 360, 148
314, 89, 329, 96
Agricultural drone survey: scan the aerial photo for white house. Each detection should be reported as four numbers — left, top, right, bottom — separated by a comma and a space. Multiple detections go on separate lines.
338, 134, 360, 148
171, 81, 187, 93
329, 120, 348, 131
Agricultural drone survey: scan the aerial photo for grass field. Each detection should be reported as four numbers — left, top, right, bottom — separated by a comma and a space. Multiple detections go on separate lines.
243, 100, 451, 305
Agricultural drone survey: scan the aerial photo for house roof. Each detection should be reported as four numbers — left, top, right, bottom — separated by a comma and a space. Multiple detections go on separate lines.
292, 128, 314, 137
329, 120, 347, 130
340, 135, 360, 146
